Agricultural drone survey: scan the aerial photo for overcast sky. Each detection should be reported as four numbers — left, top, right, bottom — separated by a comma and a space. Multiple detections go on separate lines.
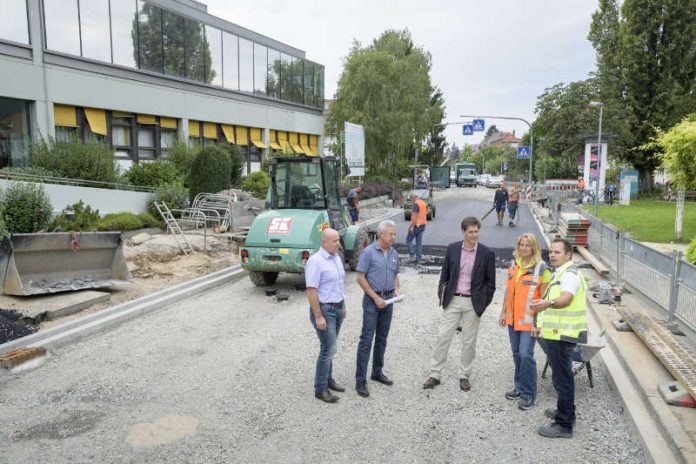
203, 0, 598, 148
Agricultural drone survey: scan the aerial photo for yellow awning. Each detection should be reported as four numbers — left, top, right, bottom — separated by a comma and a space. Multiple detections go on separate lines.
137, 114, 156, 125
235, 126, 248, 145
268, 130, 282, 150
221, 124, 235, 144
160, 117, 177, 129
112, 111, 132, 118
188, 120, 200, 137
309, 134, 319, 156
288, 132, 305, 153
250, 128, 268, 148
299, 133, 312, 154
277, 130, 292, 152
54, 105, 78, 127
203, 122, 217, 139
84, 108, 107, 135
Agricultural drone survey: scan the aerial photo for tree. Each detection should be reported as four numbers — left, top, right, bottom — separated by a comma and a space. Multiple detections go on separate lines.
420, 88, 448, 167
326, 30, 442, 181
652, 114, 696, 240
485, 125, 500, 138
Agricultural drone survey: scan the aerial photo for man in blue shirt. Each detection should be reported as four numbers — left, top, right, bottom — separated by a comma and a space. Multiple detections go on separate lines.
305, 228, 347, 403
355, 220, 401, 398
347, 185, 363, 224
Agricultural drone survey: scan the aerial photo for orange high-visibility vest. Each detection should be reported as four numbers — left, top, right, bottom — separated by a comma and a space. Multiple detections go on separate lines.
503, 259, 546, 331
578, 179, 585, 190
412, 198, 428, 226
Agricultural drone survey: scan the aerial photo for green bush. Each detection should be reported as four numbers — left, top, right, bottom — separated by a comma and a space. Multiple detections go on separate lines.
227, 145, 244, 188
687, 236, 696, 266
125, 159, 181, 187
0, 166, 63, 178
50, 200, 101, 231
188, 145, 231, 202
27, 135, 120, 183
96, 212, 160, 231
167, 140, 200, 184
242, 171, 271, 199
147, 181, 189, 218
0, 182, 52, 233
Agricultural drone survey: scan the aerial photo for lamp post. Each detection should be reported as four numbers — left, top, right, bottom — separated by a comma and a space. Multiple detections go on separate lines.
589, 101, 604, 217
460, 114, 534, 186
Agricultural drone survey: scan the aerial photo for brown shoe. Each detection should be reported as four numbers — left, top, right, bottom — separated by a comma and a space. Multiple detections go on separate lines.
315, 390, 339, 403
423, 377, 441, 389
460, 378, 471, 392
328, 378, 345, 392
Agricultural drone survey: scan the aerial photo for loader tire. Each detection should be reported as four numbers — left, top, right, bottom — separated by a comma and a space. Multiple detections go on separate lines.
249, 271, 279, 286
404, 210, 412, 221
348, 226, 370, 271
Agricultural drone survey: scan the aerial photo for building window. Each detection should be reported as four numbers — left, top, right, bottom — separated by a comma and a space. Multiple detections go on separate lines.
162, 10, 186, 79
184, 16, 206, 82
79, 0, 111, 62
0, 0, 29, 44
253, 43, 267, 96
44, 0, 81, 56
304, 61, 315, 106
267, 49, 281, 99
111, 114, 134, 162
137, 1, 163, 74
222, 32, 238, 90
160, 130, 176, 158
291, 57, 304, 104
239, 38, 254, 93
279, 53, 291, 101
206, 25, 223, 87
110, 0, 137, 68
0, 97, 31, 168
137, 126, 156, 160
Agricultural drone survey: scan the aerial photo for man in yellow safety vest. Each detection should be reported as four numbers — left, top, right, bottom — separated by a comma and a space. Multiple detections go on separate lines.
530, 238, 588, 439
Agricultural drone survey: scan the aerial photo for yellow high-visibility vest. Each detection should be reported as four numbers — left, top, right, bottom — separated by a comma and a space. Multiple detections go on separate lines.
536, 261, 588, 343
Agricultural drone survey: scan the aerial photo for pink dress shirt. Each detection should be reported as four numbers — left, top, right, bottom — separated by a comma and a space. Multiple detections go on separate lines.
456, 242, 478, 295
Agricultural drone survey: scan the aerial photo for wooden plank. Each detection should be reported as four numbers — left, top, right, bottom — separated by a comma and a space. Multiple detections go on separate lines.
0, 347, 46, 369
575, 246, 610, 275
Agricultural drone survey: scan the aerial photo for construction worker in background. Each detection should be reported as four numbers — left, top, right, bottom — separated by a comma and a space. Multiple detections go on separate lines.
406, 191, 427, 264
531, 238, 588, 438
507, 184, 520, 227
576, 177, 585, 205
493, 181, 509, 226
347, 185, 363, 224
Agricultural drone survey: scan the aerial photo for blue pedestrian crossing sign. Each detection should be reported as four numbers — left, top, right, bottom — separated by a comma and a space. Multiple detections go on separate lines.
462, 124, 474, 135
472, 119, 485, 132
517, 146, 530, 159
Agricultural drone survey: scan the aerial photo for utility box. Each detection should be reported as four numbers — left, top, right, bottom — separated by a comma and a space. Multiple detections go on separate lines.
619, 169, 639, 199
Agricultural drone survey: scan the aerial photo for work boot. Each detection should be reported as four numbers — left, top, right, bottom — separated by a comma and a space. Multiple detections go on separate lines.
423, 377, 440, 389
328, 378, 345, 392
356, 381, 370, 398
315, 390, 339, 403
505, 389, 521, 400
544, 408, 576, 424
538, 422, 572, 438
518, 397, 536, 410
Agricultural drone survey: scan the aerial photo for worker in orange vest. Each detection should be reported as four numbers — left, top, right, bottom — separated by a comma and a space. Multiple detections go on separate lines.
406, 191, 427, 264
498, 233, 551, 410
577, 177, 585, 205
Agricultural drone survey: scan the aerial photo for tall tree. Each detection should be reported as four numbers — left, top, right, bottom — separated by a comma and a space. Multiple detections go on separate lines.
485, 125, 500, 138
326, 30, 441, 181
420, 88, 448, 167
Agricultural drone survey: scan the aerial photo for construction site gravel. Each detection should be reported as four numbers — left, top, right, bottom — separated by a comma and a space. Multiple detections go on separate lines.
0, 261, 646, 463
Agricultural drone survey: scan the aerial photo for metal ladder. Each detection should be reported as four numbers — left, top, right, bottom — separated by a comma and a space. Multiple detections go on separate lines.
154, 201, 193, 255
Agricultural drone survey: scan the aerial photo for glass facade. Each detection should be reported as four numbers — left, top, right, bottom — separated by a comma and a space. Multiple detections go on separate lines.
40, 0, 324, 108
0, 97, 31, 168
0, 0, 29, 44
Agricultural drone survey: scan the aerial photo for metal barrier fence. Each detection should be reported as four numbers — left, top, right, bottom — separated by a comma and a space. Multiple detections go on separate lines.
571, 207, 696, 335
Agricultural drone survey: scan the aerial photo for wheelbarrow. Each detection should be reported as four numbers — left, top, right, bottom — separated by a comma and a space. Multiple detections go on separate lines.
539, 330, 606, 388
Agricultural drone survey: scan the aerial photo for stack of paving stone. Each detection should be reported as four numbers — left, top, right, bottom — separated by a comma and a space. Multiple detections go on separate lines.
558, 212, 591, 246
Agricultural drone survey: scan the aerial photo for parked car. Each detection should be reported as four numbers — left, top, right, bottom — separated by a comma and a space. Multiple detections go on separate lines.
485, 176, 503, 188
478, 174, 491, 186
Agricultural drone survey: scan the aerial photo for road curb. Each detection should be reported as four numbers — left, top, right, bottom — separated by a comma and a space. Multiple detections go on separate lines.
0, 265, 246, 356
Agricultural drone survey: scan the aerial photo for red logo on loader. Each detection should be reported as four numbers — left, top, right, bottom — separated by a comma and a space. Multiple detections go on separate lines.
267, 217, 293, 235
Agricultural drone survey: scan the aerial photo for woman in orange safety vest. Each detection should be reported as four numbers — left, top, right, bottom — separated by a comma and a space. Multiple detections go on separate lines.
498, 233, 551, 410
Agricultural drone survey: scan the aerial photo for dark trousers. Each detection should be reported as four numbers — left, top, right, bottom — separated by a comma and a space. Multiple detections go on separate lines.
309, 303, 344, 393
406, 225, 425, 261
355, 294, 393, 383
545, 339, 576, 430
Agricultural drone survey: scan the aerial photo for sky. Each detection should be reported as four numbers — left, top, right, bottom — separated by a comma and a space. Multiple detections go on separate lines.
203, 0, 598, 148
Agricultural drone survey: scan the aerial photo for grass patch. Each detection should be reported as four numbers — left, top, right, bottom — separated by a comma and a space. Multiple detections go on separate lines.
587, 200, 696, 243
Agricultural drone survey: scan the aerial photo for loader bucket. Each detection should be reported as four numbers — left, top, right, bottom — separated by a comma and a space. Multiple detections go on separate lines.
0, 232, 132, 296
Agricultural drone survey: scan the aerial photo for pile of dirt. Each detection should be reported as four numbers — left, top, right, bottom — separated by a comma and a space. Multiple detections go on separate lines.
0, 309, 37, 344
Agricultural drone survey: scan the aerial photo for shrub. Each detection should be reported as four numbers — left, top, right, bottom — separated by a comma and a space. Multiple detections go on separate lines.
27, 135, 120, 183
147, 181, 189, 218
188, 145, 231, 202
167, 140, 200, 184
96, 212, 160, 231
241, 171, 271, 199
50, 200, 101, 231
227, 145, 244, 188
125, 159, 181, 187
0, 182, 52, 233
687, 236, 696, 266
0, 166, 62, 178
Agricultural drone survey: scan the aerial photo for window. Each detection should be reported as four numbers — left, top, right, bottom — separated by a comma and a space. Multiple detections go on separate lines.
162, 10, 185, 78
222, 32, 238, 90
0, 0, 29, 44
184, 17, 206, 82
44, 0, 81, 55
0, 97, 31, 168
239, 38, 254, 92
111, 115, 134, 161
253, 43, 267, 95
292, 57, 304, 104
110, 0, 137, 68
314, 64, 324, 109
79, 0, 111, 62
267, 49, 281, 99
160, 130, 176, 158
279, 53, 291, 101
304, 61, 315, 106
137, 0, 163, 73
137, 126, 156, 160
206, 26, 223, 86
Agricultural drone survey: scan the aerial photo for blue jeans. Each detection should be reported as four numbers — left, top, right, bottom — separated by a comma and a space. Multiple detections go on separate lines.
507, 203, 518, 220
348, 207, 358, 223
309, 302, 344, 393
406, 225, 425, 261
508, 327, 537, 401
355, 294, 393, 383
545, 340, 576, 430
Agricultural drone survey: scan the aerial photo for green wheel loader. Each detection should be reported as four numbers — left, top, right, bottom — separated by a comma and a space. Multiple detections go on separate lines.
240, 156, 372, 286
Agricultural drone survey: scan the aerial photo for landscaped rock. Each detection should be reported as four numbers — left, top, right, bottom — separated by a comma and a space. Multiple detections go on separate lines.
129, 233, 152, 246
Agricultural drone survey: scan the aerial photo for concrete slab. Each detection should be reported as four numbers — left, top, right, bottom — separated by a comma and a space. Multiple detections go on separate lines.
0, 291, 110, 323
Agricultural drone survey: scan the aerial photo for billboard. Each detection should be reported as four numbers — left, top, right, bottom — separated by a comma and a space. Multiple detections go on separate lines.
344, 121, 365, 176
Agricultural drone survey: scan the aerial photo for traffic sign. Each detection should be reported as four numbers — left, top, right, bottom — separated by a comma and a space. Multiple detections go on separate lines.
517, 146, 530, 159
462, 124, 474, 136
472, 119, 485, 132
503, 161, 508, 172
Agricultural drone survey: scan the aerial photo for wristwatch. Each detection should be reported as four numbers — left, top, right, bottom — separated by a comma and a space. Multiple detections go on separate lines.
548, 300, 555, 308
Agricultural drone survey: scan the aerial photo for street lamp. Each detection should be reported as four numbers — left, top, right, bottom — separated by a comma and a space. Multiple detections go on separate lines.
589, 101, 603, 217
460, 114, 534, 186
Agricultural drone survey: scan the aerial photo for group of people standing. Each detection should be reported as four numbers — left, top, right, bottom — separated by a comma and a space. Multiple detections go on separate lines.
304, 217, 588, 439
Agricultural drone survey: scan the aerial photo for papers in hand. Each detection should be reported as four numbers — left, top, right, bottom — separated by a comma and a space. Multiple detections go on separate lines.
383, 294, 405, 305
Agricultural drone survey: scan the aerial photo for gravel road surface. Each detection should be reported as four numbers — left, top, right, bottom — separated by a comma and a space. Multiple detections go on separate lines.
0, 265, 645, 463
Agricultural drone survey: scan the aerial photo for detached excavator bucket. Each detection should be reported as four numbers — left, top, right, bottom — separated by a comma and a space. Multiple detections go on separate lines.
0, 232, 132, 296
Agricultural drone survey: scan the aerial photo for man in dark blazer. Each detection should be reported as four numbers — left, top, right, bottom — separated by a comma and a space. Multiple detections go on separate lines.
423, 216, 496, 392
